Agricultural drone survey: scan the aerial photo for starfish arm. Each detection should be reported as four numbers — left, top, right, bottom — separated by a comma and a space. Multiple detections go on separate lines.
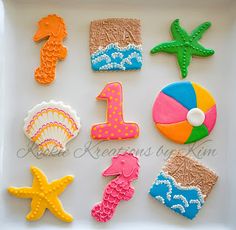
31, 166, 49, 190
46, 197, 73, 222
177, 48, 192, 78
8, 187, 33, 198
190, 42, 215, 57
171, 19, 189, 42
26, 198, 47, 221
150, 41, 181, 54
49, 175, 74, 196
190, 22, 212, 42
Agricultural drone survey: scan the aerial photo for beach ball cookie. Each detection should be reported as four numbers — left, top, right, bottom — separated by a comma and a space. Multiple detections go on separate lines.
34, 14, 67, 84
150, 19, 215, 78
153, 81, 217, 144
8, 166, 74, 222
149, 151, 218, 219
89, 18, 142, 71
24, 100, 81, 155
91, 82, 139, 140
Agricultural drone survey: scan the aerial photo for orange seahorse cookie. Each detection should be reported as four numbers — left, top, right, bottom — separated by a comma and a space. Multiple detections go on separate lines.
33, 14, 67, 85
91, 82, 140, 140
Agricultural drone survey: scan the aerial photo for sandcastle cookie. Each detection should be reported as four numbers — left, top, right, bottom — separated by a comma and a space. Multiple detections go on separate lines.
90, 18, 142, 71
34, 14, 67, 84
150, 19, 215, 78
8, 166, 74, 222
153, 81, 217, 144
149, 151, 218, 219
91, 152, 140, 222
91, 82, 139, 140
24, 100, 81, 155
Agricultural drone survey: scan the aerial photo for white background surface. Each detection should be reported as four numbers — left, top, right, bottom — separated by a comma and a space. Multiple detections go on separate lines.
0, 0, 236, 229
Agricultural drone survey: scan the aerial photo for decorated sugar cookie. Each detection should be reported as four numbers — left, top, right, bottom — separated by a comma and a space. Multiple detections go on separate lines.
153, 81, 216, 144
91, 82, 139, 140
89, 18, 142, 71
24, 100, 81, 155
91, 152, 140, 222
149, 151, 218, 219
8, 166, 74, 222
150, 19, 215, 78
34, 14, 67, 84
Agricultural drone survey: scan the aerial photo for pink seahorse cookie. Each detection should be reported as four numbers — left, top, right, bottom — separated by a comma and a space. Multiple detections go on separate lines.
91, 82, 140, 140
91, 152, 140, 222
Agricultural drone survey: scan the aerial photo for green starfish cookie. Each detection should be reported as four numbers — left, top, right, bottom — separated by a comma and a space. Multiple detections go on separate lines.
150, 19, 215, 78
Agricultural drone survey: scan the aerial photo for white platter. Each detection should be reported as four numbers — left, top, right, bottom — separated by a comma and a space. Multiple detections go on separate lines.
0, 0, 236, 229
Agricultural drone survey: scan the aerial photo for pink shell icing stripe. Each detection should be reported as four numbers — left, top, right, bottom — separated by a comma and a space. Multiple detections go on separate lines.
27, 107, 79, 132
31, 122, 74, 140
23, 101, 81, 154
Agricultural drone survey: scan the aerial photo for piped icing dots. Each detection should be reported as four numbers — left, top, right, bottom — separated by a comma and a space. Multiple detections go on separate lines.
90, 18, 142, 71
150, 19, 215, 78
8, 166, 74, 222
149, 151, 218, 219
23, 101, 81, 155
91, 82, 139, 140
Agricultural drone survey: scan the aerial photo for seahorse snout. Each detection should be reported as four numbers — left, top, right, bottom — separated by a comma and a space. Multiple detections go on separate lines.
33, 30, 47, 41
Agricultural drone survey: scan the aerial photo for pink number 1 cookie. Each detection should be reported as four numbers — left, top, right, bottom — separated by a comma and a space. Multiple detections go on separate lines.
91, 82, 140, 140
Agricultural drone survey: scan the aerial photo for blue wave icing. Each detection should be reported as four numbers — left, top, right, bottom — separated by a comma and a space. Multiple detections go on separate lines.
91, 43, 142, 71
149, 171, 204, 220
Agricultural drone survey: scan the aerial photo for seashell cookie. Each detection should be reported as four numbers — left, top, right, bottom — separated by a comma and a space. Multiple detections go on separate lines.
23, 100, 81, 155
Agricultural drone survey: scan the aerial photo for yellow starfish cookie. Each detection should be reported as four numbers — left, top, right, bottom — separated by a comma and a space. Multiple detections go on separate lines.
8, 166, 74, 222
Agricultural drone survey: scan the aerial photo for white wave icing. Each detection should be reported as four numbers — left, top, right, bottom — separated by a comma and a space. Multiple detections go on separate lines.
91, 54, 111, 64
98, 52, 142, 70
155, 195, 165, 204
189, 199, 202, 209
171, 204, 185, 213
111, 52, 124, 59
155, 179, 172, 201
173, 194, 189, 207
159, 171, 205, 204
99, 63, 125, 71
91, 42, 142, 58
120, 52, 142, 65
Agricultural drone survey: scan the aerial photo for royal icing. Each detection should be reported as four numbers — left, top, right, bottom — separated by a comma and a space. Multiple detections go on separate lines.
23, 100, 81, 155
91, 152, 140, 222
149, 152, 218, 219
91, 82, 139, 140
187, 108, 205, 127
34, 14, 67, 84
90, 18, 142, 71
153, 82, 217, 144
150, 19, 215, 78
8, 166, 74, 222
